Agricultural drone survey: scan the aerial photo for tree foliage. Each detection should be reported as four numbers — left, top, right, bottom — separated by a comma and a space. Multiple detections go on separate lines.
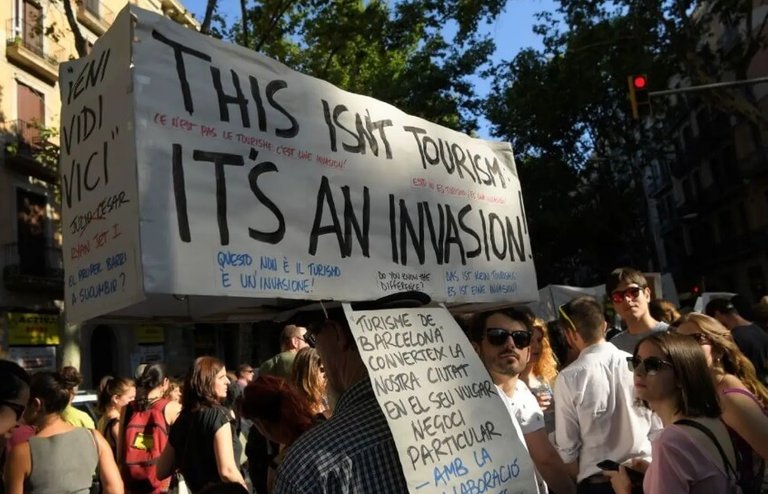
220, 0, 507, 132
486, 0, 768, 285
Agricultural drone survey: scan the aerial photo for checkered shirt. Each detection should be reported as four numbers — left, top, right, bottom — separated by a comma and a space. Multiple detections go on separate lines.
273, 378, 409, 494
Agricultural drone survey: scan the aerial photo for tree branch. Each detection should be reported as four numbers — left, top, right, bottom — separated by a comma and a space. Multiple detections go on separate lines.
63, 0, 87, 56
240, 0, 249, 47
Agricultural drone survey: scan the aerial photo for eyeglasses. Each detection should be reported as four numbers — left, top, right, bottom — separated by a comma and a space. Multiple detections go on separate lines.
611, 286, 645, 304
558, 304, 577, 331
627, 356, 673, 375
0, 400, 26, 422
300, 334, 317, 348
485, 328, 532, 348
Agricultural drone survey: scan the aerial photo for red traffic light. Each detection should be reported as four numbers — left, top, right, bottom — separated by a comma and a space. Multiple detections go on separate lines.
692, 284, 701, 295
632, 75, 647, 90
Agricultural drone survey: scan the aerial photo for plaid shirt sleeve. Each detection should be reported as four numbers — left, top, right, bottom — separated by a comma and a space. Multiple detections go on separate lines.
274, 379, 409, 494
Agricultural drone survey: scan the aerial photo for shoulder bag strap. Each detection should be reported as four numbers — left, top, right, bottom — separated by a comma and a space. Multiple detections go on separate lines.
674, 419, 738, 479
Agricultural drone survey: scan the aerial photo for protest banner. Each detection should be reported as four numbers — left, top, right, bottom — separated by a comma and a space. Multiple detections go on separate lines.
344, 304, 538, 493
60, 5, 538, 323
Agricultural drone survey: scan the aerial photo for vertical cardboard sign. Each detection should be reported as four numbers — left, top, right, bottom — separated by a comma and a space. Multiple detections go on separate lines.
344, 305, 538, 493
59, 8, 144, 323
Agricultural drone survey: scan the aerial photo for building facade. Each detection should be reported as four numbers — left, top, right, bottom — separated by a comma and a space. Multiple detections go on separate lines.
0, 0, 277, 387
644, 5, 768, 307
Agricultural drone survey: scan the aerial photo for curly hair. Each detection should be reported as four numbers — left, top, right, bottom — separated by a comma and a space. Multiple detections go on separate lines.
676, 313, 768, 408
290, 348, 326, 413
241, 375, 314, 445
531, 319, 559, 385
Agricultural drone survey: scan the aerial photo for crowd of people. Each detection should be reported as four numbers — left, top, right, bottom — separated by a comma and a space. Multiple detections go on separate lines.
2, 266, 768, 494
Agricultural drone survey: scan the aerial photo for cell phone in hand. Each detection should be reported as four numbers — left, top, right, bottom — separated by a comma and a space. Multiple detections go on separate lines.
597, 460, 645, 483
597, 460, 621, 471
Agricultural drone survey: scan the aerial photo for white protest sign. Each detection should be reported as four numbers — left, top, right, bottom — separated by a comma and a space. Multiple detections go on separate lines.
344, 305, 538, 494
59, 9, 144, 323
61, 5, 538, 323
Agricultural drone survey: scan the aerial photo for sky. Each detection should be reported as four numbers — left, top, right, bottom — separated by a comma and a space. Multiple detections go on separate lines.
182, 0, 560, 139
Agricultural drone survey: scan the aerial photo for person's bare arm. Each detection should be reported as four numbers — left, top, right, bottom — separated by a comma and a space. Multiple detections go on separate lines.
213, 423, 246, 487
525, 429, 577, 494
4, 442, 31, 494
156, 442, 176, 481
94, 430, 124, 494
721, 391, 768, 460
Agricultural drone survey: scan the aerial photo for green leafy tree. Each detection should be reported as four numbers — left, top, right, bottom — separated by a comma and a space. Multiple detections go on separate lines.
486, 0, 768, 285
223, 0, 506, 132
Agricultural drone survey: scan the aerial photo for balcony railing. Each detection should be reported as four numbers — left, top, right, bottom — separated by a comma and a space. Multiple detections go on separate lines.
2, 119, 60, 183
77, 0, 114, 35
2, 242, 64, 294
5, 18, 64, 82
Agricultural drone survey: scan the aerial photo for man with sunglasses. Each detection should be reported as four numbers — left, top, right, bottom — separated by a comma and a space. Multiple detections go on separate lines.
555, 297, 659, 494
259, 324, 311, 379
606, 267, 669, 354
470, 308, 577, 494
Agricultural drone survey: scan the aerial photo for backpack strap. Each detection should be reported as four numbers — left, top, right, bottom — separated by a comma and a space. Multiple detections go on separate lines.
674, 419, 739, 480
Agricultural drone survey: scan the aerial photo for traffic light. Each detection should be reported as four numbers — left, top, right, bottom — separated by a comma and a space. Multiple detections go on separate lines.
691, 284, 701, 296
627, 74, 651, 119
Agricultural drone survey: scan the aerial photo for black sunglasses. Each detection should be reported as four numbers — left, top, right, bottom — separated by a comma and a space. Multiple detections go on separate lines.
627, 356, 673, 375
1, 400, 26, 422
300, 334, 316, 348
485, 328, 532, 348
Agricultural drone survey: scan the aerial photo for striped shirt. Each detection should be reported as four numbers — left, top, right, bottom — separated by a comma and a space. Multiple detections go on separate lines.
274, 378, 408, 494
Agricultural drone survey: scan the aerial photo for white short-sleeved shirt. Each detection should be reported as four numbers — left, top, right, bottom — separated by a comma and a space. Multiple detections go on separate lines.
507, 380, 546, 435
498, 382, 547, 494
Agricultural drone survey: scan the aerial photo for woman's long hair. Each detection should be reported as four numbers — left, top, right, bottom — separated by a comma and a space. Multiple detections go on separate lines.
290, 348, 326, 412
531, 319, 559, 385
635, 332, 721, 418
182, 356, 224, 412
677, 313, 768, 408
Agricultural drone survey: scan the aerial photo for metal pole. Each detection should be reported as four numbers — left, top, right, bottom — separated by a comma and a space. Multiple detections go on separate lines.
649, 76, 768, 97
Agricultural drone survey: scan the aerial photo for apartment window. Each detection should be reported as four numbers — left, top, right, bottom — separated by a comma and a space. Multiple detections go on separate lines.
16, 188, 48, 276
21, 0, 43, 55
17, 82, 44, 146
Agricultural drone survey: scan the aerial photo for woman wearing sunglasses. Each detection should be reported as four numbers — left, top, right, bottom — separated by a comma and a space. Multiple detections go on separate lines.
607, 332, 738, 494
0, 361, 30, 466
3, 371, 124, 494
674, 313, 768, 491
